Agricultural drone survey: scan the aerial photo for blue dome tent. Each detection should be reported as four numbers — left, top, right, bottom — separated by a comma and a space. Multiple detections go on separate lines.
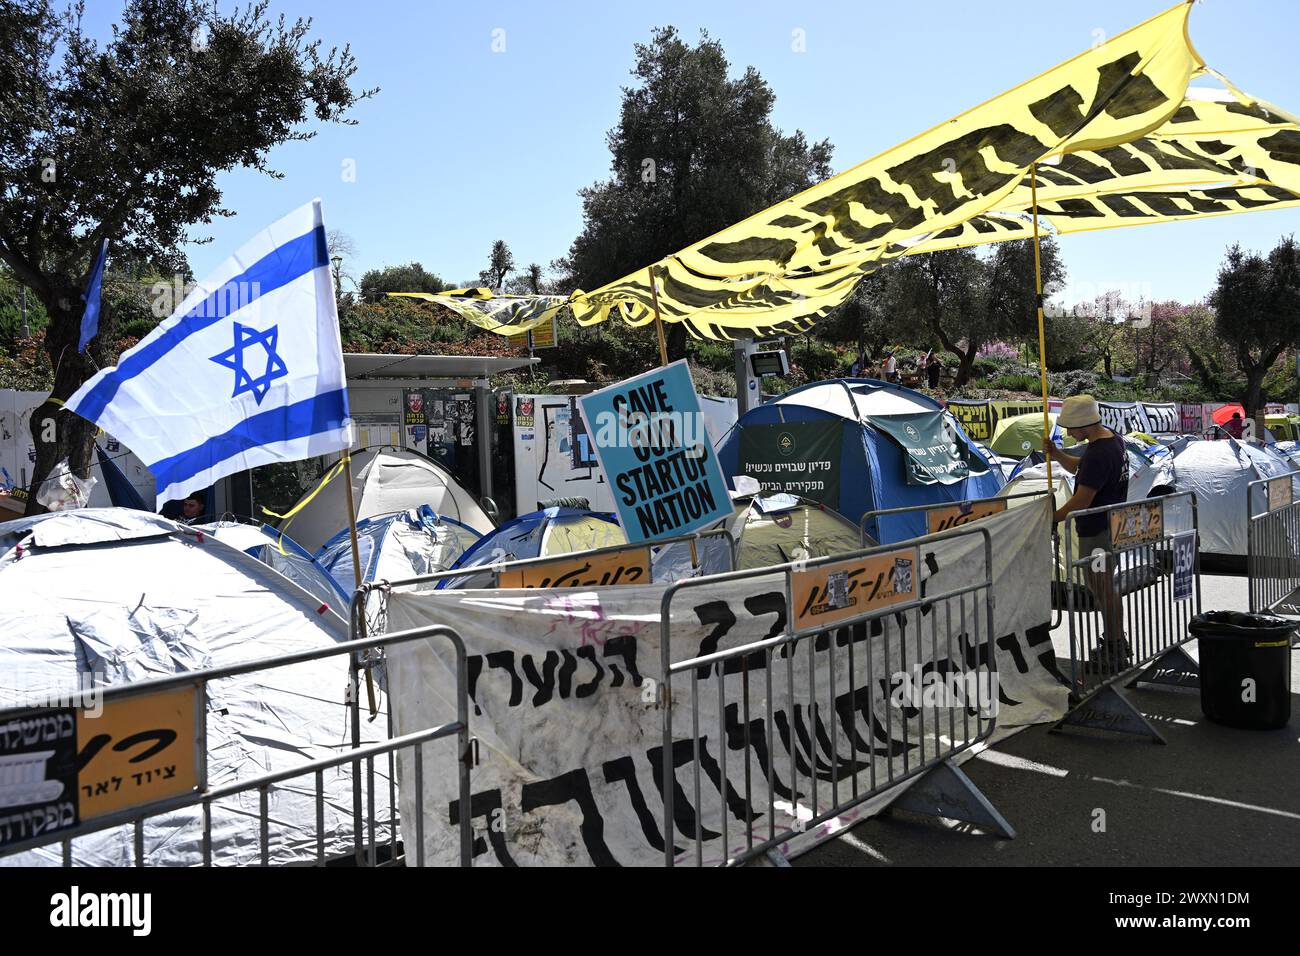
716, 379, 1003, 544
437, 506, 625, 589
316, 506, 482, 595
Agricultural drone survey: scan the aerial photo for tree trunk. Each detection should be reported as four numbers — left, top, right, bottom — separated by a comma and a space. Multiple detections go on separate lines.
954, 346, 976, 386
1243, 364, 1268, 420
666, 323, 687, 364
24, 300, 100, 516
1103, 352, 1112, 379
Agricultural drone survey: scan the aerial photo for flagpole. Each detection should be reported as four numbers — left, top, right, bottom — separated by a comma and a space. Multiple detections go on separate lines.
341, 451, 363, 592
647, 263, 698, 567
647, 265, 669, 367
1030, 163, 1054, 494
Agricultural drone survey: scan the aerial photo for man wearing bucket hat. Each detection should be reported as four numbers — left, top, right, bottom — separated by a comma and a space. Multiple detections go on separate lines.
1044, 395, 1132, 673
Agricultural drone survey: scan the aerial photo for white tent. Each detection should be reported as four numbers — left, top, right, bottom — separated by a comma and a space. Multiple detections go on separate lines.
284, 448, 495, 553
1129, 438, 1300, 558
198, 520, 350, 615
0, 508, 390, 866
998, 466, 1075, 580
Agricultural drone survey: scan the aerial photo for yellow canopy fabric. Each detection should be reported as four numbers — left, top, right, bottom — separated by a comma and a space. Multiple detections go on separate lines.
395, 4, 1298, 344
389, 289, 566, 336
564, 2, 1298, 340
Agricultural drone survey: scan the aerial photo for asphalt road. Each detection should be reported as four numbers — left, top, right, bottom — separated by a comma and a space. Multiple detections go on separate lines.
797, 573, 1300, 866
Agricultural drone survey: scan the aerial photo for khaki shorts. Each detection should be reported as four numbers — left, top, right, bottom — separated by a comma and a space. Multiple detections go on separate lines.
1077, 530, 1110, 562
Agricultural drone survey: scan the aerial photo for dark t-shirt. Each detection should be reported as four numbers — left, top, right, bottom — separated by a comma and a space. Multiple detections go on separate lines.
1075, 433, 1129, 536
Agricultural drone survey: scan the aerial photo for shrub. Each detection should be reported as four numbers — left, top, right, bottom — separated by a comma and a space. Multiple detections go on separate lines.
977, 341, 1020, 362
1049, 369, 1099, 397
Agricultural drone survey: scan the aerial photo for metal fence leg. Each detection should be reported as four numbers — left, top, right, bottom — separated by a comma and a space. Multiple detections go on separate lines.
765, 848, 793, 868
1051, 684, 1166, 744
1127, 644, 1200, 693
881, 759, 1016, 839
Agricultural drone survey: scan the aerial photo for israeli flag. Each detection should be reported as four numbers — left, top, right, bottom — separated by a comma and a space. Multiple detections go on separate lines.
67, 200, 351, 505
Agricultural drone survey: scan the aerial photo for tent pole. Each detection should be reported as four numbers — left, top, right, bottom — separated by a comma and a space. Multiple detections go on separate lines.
342, 450, 378, 717
1030, 163, 1054, 493
648, 265, 669, 367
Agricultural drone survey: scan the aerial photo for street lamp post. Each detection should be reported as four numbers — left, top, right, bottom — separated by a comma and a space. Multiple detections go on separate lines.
330, 255, 344, 313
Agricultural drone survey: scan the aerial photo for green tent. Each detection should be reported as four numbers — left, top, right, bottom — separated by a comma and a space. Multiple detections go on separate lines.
1266, 415, 1300, 442
989, 412, 1076, 458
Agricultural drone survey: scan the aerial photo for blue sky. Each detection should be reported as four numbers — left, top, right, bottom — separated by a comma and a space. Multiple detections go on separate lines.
87, 0, 1300, 306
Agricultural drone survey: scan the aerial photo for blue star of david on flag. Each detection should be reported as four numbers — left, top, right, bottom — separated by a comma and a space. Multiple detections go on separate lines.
209, 322, 289, 404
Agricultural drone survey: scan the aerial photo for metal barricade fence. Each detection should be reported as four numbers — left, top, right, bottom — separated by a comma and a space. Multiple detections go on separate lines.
859, 490, 1063, 627
657, 523, 1011, 867
1247, 475, 1300, 615
858, 490, 1052, 546
366, 526, 738, 595
0, 627, 472, 867
1055, 492, 1201, 743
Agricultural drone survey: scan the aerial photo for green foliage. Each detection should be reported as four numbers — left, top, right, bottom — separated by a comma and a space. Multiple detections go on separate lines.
1049, 369, 1100, 397
884, 237, 1065, 384
985, 374, 1038, 393
1041, 313, 1101, 372
359, 262, 448, 302
0, 267, 49, 350
686, 361, 736, 398
0, 334, 51, 390
1211, 237, 1300, 414
557, 25, 833, 358
478, 240, 516, 291
0, 0, 374, 503
788, 337, 842, 383
690, 339, 735, 374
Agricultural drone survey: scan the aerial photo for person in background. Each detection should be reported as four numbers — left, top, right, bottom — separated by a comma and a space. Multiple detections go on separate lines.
1043, 395, 1132, 674
849, 350, 865, 377
917, 350, 929, 382
883, 351, 898, 383
927, 352, 943, 389
1224, 411, 1245, 440
180, 492, 207, 524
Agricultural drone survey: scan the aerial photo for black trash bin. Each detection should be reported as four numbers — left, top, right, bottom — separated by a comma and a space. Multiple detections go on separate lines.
1189, 611, 1293, 730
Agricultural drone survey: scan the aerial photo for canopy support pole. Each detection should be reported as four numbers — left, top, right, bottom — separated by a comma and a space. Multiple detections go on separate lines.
648, 265, 669, 367
647, 263, 696, 566
1030, 164, 1054, 493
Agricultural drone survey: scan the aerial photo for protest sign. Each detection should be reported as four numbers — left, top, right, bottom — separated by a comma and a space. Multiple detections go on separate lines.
578, 361, 733, 543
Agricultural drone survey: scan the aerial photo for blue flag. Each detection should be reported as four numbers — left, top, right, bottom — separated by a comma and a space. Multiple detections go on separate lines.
78, 238, 109, 353
66, 200, 352, 505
